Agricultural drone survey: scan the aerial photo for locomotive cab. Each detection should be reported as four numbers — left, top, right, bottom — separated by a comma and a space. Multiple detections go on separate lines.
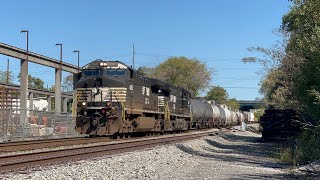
74, 60, 132, 135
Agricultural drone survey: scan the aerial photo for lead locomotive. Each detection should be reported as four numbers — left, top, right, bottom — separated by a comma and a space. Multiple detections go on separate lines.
74, 60, 244, 136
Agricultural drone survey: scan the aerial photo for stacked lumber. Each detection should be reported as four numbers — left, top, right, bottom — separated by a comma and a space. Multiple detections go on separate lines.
260, 109, 302, 141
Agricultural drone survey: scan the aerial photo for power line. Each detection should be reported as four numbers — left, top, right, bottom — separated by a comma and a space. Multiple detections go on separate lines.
222, 86, 258, 89
136, 52, 244, 61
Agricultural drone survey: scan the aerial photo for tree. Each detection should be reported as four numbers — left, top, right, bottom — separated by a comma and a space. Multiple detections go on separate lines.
281, 0, 320, 123
242, 30, 302, 110
137, 66, 154, 77
62, 74, 73, 92
226, 98, 240, 110
151, 57, 212, 95
206, 86, 228, 104
18, 74, 45, 90
0, 70, 14, 84
243, 0, 320, 164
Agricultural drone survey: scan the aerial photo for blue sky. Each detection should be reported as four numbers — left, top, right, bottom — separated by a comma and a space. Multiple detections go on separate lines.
0, 0, 291, 100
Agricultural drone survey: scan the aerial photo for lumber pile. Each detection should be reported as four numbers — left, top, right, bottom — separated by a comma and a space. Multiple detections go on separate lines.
260, 109, 302, 141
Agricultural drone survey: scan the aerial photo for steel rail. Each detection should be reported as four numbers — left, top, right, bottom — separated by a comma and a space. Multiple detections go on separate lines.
0, 131, 213, 172
0, 137, 109, 152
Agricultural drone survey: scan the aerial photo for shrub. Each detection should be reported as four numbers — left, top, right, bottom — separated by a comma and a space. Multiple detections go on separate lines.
277, 125, 320, 165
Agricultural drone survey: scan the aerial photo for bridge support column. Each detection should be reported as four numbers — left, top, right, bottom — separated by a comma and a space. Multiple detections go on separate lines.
29, 92, 33, 114
47, 95, 51, 111
20, 59, 28, 131
63, 97, 68, 112
55, 68, 61, 113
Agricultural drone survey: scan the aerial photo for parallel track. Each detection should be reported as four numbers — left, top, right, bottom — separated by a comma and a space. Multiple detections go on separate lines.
0, 131, 215, 172
0, 137, 111, 152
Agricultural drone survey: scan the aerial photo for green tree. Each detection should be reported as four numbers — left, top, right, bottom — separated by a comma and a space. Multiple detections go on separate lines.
62, 74, 73, 92
18, 74, 45, 90
137, 66, 155, 77
244, 0, 320, 164
242, 32, 302, 110
152, 57, 212, 95
0, 70, 14, 84
281, 0, 320, 123
206, 86, 228, 104
226, 98, 240, 110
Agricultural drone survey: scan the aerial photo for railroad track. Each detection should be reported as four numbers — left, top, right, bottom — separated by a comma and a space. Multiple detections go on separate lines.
0, 130, 215, 172
0, 137, 111, 152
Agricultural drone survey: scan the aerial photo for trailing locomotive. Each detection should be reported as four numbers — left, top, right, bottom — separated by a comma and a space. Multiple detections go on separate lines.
74, 60, 246, 136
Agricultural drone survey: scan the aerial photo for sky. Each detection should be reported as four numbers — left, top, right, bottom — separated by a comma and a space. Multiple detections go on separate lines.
0, 0, 291, 100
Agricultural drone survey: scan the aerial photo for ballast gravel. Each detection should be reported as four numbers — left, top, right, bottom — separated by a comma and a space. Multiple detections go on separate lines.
1, 127, 290, 180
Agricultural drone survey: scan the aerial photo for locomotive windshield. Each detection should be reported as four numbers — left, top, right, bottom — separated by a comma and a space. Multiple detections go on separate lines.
82, 69, 126, 77
83, 69, 101, 76
104, 69, 126, 76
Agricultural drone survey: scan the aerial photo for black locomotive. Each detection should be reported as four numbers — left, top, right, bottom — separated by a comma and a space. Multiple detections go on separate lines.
74, 60, 244, 136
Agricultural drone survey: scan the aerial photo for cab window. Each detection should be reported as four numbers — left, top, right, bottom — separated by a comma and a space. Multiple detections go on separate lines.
83, 69, 101, 76
104, 69, 126, 76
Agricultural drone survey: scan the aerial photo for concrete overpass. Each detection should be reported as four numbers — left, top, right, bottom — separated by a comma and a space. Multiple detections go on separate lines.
0, 42, 79, 113
0, 42, 80, 130
238, 100, 266, 111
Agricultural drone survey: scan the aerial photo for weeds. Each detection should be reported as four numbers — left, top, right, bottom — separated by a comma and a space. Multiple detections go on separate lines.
276, 126, 320, 166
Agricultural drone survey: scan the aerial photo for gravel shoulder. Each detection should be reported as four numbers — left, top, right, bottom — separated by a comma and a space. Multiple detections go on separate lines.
1, 126, 296, 180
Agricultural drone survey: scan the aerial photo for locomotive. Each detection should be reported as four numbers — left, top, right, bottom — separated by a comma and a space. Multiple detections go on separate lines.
74, 60, 246, 136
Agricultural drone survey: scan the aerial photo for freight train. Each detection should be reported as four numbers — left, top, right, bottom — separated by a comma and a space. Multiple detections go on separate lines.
74, 60, 249, 136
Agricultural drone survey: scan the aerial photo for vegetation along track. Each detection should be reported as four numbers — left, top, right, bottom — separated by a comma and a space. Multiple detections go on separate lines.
0, 130, 216, 173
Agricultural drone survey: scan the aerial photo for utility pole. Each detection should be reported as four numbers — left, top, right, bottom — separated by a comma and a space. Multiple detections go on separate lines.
132, 43, 135, 69
6, 59, 9, 84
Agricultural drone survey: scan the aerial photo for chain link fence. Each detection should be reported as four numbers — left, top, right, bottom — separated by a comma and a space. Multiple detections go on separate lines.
0, 108, 81, 142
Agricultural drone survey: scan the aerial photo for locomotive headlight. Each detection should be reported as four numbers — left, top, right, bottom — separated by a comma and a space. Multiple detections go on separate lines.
82, 102, 86, 106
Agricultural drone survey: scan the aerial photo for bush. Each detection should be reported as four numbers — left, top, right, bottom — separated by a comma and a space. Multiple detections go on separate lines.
296, 126, 320, 164
254, 109, 265, 122
277, 126, 320, 165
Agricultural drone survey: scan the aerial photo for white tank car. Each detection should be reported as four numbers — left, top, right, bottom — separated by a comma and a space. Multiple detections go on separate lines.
211, 103, 221, 127
230, 109, 238, 125
248, 112, 255, 122
218, 104, 231, 126
236, 111, 245, 124
190, 99, 213, 128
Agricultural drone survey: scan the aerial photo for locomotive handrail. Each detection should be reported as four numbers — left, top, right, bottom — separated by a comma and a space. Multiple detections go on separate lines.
121, 101, 126, 123
164, 101, 171, 129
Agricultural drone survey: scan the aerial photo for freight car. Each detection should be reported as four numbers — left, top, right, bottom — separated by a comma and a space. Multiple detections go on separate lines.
74, 60, 246, 136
